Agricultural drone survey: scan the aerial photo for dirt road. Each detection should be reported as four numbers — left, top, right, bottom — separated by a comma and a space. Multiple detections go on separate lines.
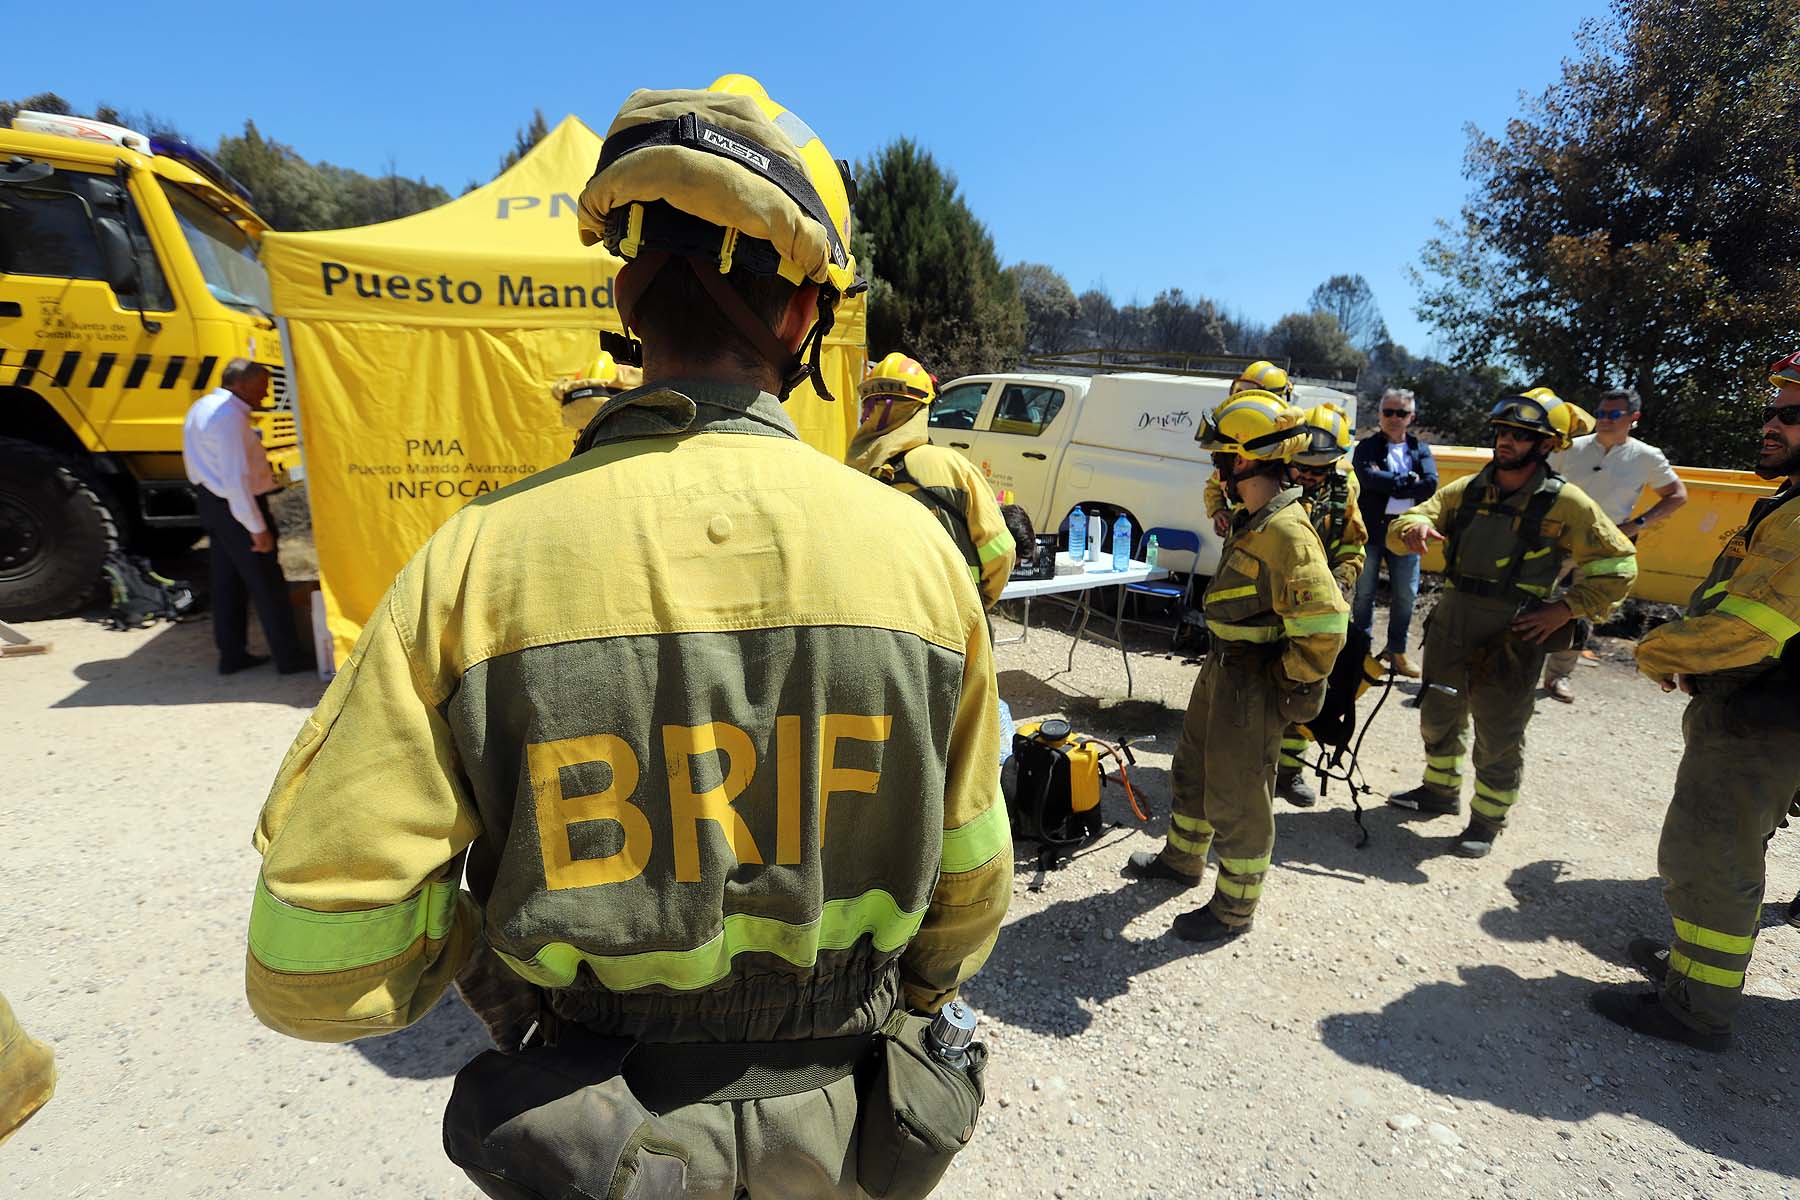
4, 604, 1797, 1198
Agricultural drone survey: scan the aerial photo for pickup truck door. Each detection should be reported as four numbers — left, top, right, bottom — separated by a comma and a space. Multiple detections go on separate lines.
926, 380, 993, 459
966, 381, 1071, 518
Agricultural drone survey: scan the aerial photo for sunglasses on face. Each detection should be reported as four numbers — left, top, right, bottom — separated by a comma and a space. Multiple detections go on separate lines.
1381, 408, 1413, 418
1762, 405, 1800, 427
1596, 408, 1631, 420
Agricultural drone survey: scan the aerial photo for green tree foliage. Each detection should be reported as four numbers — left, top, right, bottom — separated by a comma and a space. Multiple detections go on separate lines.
499, 109, 550, 174
1306, 274, 1390, 353
0, 92, 71, 125
216, 121, 448, 231
1008, 262, 1081, 354
854, 138, 1023, 378
1385, 355, 1516, 444
1416, 0, 1800, 466
1262, 311, 1368, 383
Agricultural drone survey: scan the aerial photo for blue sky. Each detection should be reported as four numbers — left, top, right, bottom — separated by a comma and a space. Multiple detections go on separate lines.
14, 0, 1607, 354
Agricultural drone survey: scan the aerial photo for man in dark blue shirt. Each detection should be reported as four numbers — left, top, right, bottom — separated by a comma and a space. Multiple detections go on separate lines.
1351, 388, 1438, 676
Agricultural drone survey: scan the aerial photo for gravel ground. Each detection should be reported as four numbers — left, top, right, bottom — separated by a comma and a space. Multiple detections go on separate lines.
4, 588, 1799, 1199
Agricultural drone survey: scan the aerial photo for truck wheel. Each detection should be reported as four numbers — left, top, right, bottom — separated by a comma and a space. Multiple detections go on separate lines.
0, 439, 121, 620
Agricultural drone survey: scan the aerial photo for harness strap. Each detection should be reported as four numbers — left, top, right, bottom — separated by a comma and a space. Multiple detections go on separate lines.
1445, 473, 1564, 600
886, 451, 981, 571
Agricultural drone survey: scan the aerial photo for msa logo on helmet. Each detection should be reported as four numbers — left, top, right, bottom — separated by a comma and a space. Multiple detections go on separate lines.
701, 128, 771, 172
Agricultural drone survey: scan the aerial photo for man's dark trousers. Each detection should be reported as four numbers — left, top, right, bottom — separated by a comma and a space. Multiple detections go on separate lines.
196, 488, 307, 672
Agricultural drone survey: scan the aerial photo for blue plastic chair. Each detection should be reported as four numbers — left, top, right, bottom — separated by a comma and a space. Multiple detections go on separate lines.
1126, 526, 1203, 647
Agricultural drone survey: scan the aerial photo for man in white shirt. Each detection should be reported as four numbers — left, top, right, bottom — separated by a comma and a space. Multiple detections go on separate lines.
1542, 386, 1687, 701
182, 359, 308, 675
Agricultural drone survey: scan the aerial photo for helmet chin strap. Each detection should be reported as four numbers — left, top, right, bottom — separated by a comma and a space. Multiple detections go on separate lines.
618, 255, 840, 402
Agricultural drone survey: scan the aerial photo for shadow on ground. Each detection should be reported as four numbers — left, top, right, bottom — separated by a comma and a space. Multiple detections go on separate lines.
48, 618, 322, 708
960, 877, 1205, 1039
1319, 962, 1800, 1175
349, 990, 491, 1080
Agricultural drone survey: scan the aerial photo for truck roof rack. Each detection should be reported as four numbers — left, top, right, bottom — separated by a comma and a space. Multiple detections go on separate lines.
1022, 347, 1360, 393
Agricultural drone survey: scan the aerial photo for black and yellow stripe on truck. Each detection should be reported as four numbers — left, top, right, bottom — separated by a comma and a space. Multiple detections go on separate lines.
246, 380, 1011, 1045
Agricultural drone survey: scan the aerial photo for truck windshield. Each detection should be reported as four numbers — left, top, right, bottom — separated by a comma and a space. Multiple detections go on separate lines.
158, 179, 273, 314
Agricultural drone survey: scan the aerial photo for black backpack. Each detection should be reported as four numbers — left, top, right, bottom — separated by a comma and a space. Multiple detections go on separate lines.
101, 552, 197, 630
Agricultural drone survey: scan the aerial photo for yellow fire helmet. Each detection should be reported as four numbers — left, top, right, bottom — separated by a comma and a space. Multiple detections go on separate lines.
1293, 402, 1355, 467
577, 74, 860, 399
1488, 386, 1595, 452
1195, 389, 1309, 461
859, 351, 936, 404
858, 351, 936, 428
1232, 359, 1293, 400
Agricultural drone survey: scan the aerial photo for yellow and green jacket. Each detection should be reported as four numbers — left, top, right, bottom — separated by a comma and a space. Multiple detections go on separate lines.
1387, 464, 1636, 618
1205, 487, 1350, 683
247, 380, 1011, 1046
1208, 469, 1364, 596
1637, 483, 1800, 683
849, 408, 1015, 608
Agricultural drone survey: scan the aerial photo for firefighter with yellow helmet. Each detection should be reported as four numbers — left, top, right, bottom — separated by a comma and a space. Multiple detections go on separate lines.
244, 75, 1009, 1198
1125, 390, 1348, 942
1590, 351, 1800, 1051
1275, 402, 1368, 806
1386, 387, 1636, 857
1203, 360, 1294, 536
849, 351, 1016, 608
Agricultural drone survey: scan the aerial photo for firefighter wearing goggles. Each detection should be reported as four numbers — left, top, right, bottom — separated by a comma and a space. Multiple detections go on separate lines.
1203, 361, 1296, 536
848, 351, 1016, 608
1125, 391, 1348, 943
245, 76, 1009, 1198
1385, 387, 1636, 858
1275, 403, 1368, 807
1592, 352, 1800, 1051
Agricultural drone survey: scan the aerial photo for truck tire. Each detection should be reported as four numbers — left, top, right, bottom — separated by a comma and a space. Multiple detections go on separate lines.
0, 439, 121, 620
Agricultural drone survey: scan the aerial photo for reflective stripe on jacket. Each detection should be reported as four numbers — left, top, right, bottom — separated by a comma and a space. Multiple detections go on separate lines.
1204, 487, 1349, 683
246, 381, 1011, 1045
1387, 464, 1637, 618
1636, 484, 1800, 681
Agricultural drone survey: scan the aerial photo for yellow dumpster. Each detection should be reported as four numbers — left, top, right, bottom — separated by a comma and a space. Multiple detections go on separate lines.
1423, 447, 1777, 605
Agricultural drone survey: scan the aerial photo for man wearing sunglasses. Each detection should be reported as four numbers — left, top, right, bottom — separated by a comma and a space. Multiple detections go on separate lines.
1351, 388, 1438, 677
849, 351, 1016, 608
1593, 353, 1800, 1052
1541, 387, 1688, 702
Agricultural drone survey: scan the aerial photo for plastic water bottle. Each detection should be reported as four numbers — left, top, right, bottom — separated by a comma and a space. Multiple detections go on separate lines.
926, 1000, 978, 1068
1087, 513, 1103, 562
1146, 534, 1159, 569
1112, 514, 1130, 572
1068, 506, 1086, 559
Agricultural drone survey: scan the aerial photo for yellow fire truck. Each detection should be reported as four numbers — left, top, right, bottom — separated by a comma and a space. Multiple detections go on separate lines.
0, 110, 298, 619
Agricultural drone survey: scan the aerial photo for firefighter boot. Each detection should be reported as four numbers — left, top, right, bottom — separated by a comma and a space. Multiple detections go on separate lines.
1388, 785, 1460, 818
1276, 769, 1318, 808
1124, 850, 1202, 889
1628, 938, 1670, 984
1589, 986, 1730, 1053
1451, 819, 1497, 858
1171, 904, 1252, 945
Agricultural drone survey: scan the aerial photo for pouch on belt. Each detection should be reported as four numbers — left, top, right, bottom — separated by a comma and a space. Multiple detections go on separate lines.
442, 1034, 690, 1200
857, 1010, 988, 1200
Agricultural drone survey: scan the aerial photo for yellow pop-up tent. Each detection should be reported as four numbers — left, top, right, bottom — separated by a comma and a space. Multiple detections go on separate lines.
265, 115, 866, 665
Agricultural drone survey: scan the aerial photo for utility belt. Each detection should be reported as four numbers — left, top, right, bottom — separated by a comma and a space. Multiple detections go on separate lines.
1439, 578, 1583, 654
443, 1007, 985, 1200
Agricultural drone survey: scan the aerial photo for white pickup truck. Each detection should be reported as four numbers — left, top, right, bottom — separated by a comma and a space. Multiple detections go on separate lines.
926, 371, 1356, 576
